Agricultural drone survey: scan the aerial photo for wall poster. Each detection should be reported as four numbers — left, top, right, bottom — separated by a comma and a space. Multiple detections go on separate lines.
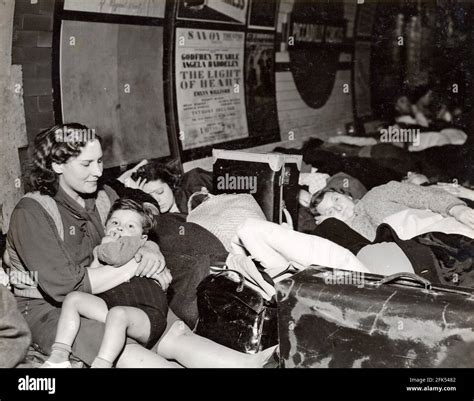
248, 0, 277, 29
61, 21, 170, 167
175, 28, 248, 150
245, 32, 278, 136
207, 0, 248, 24
177, 0, 248, 24
63, 0, 166, 18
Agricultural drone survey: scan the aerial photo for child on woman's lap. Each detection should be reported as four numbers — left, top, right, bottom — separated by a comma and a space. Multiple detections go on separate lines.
41, 199, 168, 368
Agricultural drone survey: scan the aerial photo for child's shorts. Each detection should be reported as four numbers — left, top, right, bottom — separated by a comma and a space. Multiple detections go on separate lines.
99, 277, 168, 349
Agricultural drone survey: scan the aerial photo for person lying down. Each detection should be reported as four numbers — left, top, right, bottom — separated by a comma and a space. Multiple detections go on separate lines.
42, 199, 168, 368
235, 181, 474, 279
310, 180, 474, 241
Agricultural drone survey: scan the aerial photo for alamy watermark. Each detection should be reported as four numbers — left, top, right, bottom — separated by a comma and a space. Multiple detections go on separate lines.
55, 126, 96, 143
216, 173, 257, 194
18, 376, 55, 395
323, 270, 366, 288
380, 126, 420, 147
0, 270, 39, 287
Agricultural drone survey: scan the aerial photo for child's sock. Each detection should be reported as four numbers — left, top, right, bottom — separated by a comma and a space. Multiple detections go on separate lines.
47, 342, 72, 364
91, 356, 113, 368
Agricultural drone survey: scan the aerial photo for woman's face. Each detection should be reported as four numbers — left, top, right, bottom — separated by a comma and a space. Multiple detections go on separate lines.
55, 139, 103, 196
142, 179, 175, 213
316, 192, 355, 222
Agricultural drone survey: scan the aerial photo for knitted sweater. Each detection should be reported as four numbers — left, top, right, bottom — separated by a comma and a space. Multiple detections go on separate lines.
346, 181, 466, 241
94, 235, 148, 267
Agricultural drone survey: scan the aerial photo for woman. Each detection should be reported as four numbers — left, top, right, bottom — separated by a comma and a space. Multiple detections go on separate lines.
117, 160, 212, 214
7, 123, 274, 368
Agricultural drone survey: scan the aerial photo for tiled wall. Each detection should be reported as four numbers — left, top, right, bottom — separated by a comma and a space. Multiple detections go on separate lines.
1, 0, 28, 232
12, 0, 55, 144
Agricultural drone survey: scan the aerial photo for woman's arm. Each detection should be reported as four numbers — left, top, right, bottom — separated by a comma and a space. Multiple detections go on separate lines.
104, 178, 158, 208
8, 199, 141, 301
8, 199, 93, 303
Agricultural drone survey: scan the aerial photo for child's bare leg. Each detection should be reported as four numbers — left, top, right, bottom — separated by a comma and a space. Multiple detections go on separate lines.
157, 320, 277, 368
55, 292, 108, 345
93, 306, 151, 368
42, 292, 108, 367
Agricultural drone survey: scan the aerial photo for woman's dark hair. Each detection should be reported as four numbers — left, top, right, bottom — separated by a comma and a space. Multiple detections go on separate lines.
309, 187, 346, 216
30, 123, 101, 196
107, 198, 157, 235
131, 162, 182, 192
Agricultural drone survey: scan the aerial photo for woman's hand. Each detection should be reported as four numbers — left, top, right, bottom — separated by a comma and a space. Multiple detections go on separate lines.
314, 215, 329, 225
449, 205, 474, 229
134, 247, 166, 278
437, 183, 474, 201
298, 189, 311, 208
117, 159, 148, 184
124, 176, 148, 190
151, 267, 172, 291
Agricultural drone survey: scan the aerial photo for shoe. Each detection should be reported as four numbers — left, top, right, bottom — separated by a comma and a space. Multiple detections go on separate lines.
40, 360, 72, 368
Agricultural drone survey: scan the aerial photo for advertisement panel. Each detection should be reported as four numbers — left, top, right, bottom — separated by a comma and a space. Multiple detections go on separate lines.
175, 28, 248, 150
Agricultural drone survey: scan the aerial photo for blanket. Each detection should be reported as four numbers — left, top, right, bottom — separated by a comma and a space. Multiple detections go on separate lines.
383, 209, 474, 240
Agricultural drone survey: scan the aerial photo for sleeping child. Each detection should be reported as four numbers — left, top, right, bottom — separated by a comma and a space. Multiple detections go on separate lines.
41, 198, 168, 368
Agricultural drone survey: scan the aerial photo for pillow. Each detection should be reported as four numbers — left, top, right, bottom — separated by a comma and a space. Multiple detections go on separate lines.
187, 192, 266, 252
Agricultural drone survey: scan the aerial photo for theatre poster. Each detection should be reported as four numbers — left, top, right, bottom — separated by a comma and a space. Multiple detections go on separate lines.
63, 0, 166, 18
175, 28, 248, 150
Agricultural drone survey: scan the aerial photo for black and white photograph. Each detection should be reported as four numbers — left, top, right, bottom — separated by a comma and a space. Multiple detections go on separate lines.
1, 0, 474, 400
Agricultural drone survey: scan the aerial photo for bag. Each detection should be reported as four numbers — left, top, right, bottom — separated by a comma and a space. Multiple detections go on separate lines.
195, 269, 278, 354
277, 266, 474, 368
186, 190, 266, 252
212, 149, 302, 229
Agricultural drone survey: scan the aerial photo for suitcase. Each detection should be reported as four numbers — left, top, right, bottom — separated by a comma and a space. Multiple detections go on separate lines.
276, 266, 474, 368
212, 149, 302, 228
